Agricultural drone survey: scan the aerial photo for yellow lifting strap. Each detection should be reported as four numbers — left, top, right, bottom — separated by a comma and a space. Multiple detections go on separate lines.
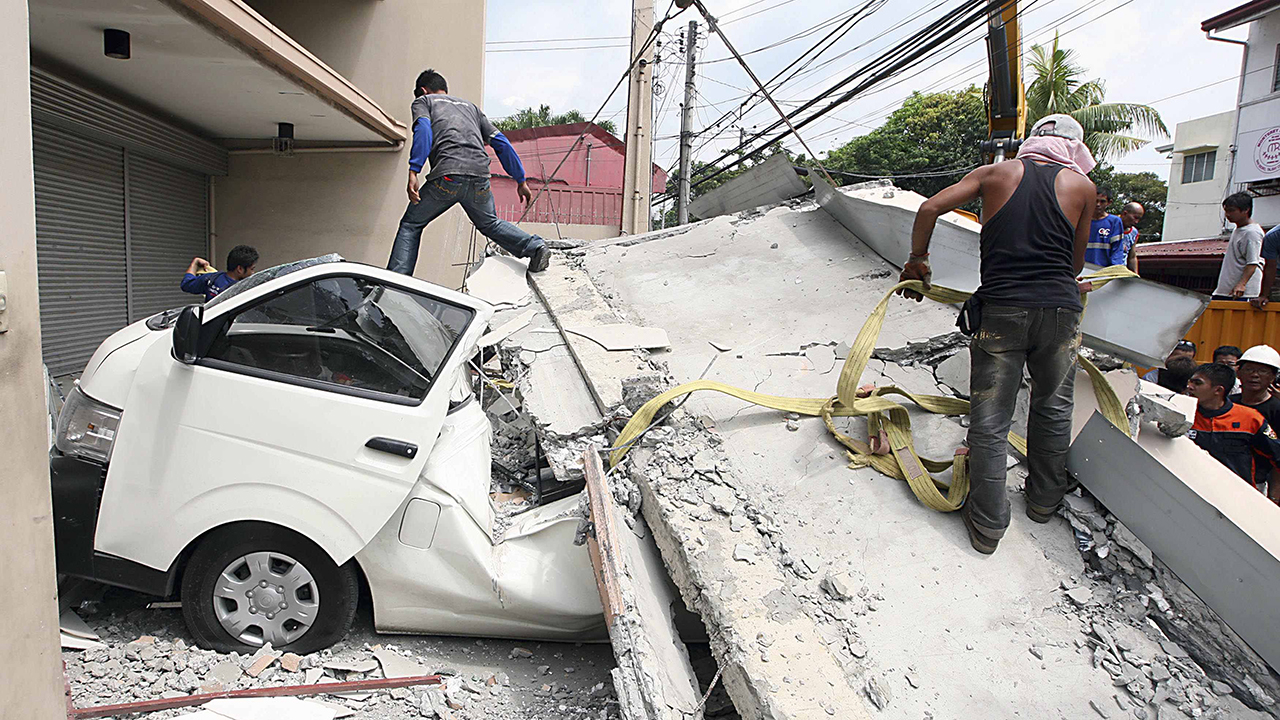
610, 265, 1139, 513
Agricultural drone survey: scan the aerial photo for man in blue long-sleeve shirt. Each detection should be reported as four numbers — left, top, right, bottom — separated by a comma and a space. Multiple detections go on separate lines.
388, 69, 549, 276
180, 245, 258, 301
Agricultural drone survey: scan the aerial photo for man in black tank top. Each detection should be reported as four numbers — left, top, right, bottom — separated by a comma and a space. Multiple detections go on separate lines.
898, 114, 1098, 555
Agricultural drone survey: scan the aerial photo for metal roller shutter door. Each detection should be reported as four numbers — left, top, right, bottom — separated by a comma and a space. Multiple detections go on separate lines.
127, 153, 209, 321
33, 124, 128, 376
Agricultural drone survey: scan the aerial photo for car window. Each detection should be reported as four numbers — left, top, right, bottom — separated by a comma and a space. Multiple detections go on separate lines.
204, 276, 473, 401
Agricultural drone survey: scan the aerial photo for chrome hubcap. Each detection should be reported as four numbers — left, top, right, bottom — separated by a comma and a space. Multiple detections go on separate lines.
213, 551, 318, 647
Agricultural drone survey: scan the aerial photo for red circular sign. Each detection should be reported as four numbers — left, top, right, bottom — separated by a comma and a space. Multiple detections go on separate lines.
1256, 127, 1280, 175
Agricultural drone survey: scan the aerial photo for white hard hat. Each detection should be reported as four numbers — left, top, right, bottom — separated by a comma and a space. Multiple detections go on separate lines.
1239, 344, 1280, 371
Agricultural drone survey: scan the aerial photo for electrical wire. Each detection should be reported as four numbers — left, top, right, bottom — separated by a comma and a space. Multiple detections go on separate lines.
515, 1, 686, 224
669, 0, 1000, 196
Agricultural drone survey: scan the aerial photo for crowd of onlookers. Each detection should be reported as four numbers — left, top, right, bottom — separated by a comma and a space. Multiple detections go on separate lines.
1145, 340, 1280, 505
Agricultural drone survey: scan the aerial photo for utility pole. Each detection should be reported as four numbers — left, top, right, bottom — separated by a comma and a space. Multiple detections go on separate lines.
621, 0, 655, 235
676, 20, 698, 225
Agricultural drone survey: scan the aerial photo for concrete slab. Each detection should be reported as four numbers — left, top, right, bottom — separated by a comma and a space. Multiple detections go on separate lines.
688, 153, 808, 220
1070, 412, 1280, 675
529, 260, 658, 412
560, 202, 1260, 719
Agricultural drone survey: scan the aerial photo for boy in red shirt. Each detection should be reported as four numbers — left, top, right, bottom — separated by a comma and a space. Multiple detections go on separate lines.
1186, 362, 1280, 493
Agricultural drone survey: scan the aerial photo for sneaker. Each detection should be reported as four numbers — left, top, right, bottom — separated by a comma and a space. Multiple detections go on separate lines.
1025, 501, 1058, 524
960, 502, 1001, 555
528, 245, 550, 273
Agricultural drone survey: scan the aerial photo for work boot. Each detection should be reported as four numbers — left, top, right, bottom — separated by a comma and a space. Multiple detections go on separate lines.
960, 502, 1003, 555
528, 245, 551, 273
1025, 500, 1059, 524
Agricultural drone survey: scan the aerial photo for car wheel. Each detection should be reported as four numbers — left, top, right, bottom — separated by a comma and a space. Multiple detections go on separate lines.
181, 523, 358, 654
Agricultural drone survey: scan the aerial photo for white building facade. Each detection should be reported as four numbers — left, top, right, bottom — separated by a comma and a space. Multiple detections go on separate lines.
1205, 0, 1280, 228
1157, 112, 1236, 242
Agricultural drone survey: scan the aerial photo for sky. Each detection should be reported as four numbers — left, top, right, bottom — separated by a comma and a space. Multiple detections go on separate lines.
482, 0, 1253, 202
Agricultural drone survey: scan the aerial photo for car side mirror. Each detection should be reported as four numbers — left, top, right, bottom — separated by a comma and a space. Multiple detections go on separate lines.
173, 305, 203, 364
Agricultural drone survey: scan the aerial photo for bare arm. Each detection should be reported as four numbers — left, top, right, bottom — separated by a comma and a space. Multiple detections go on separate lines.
186, 257, 209, 275
1127, 245, 1139, 274
1252, 258, 1276, 309
1234, 264, 1259, 298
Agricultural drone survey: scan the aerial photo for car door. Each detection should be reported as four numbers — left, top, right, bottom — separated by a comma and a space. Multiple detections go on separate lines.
95, 267, 493, 573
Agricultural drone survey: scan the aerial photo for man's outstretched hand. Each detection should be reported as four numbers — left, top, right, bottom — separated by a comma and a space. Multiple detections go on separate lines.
517, 181, 533, 208
897, 257, 931, 302
407, 170, 420, 204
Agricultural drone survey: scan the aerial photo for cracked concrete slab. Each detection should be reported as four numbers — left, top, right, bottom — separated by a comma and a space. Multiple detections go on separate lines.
552, 200, 1271, 720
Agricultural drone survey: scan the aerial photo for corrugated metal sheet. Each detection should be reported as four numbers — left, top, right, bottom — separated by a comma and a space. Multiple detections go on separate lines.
33, 124, 129, 376
127, 153, 209, 321
1183, 300, 1280, 362
31, 66, 228, 176
497, 186, 622, 226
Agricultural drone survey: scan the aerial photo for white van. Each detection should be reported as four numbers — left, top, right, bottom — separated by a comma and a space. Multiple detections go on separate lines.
51, 257, 604, 653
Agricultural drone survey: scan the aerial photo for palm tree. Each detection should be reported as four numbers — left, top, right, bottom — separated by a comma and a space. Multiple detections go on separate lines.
1024, 33, 1167, 161
494, 104, 617, 135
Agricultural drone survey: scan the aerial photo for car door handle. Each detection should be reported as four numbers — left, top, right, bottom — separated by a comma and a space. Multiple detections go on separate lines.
365, 437, 418, 459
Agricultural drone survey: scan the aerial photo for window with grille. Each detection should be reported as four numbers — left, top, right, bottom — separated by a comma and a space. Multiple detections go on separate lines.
1181, 150, 1216, 184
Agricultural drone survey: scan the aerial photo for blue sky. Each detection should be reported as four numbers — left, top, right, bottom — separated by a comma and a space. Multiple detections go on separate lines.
483, 0, 1252, 188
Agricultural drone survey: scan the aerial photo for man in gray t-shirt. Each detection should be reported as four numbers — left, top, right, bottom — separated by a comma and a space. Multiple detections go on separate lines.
1213, 192, 1265, 300
388, 68, 549, 276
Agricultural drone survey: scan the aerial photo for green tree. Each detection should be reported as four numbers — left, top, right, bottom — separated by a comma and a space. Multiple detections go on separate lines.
493, 104, 617, 135
822, 87, 987, 208
1025, 34, 1167, 161
1088, 163, 1168, 243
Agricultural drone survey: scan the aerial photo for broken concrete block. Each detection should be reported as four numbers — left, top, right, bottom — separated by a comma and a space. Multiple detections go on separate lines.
733, 544, 758, 564
864, 675, 892, 710
1136, 386, 1194, 438
934, 348, 971, 398
210, 660, 243, 686
820, 573, 855, 601
245, 654, 277, 678
1110, 521, 1154, 568
279, 653, 302, 673
508, 647, 533, 659
1067, 587, 1094, 606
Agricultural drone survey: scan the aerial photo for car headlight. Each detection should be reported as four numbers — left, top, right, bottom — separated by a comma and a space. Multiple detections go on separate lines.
55, 386, 122, 464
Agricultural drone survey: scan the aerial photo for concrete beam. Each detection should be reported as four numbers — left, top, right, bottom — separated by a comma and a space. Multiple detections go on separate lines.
527, 261, 653, 413
811, 176, 1210, 368
1068, 412, 1280, 675
688, 153, 808, 220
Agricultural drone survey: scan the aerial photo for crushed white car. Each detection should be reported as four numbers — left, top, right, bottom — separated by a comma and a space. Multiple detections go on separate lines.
51, 257, 604, 653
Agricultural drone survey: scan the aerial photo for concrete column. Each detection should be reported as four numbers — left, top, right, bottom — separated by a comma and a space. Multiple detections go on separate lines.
620, 0, 655, 236
0, 0, 68, 716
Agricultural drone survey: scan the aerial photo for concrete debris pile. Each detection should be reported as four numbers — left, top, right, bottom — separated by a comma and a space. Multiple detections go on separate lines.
1062, 492, 1280, 716
63, 595, 622, 720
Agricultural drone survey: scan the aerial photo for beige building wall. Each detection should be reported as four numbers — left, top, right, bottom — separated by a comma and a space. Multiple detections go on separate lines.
214, 0, 488, 289
0, 1, 66, 716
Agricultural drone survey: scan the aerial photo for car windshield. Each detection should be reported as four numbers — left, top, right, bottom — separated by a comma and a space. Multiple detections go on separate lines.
205, 254, 344, 310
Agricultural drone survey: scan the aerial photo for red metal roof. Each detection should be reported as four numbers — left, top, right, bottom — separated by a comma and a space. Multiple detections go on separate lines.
1136, 237, 1227, 258
1202, 0, 1280, 31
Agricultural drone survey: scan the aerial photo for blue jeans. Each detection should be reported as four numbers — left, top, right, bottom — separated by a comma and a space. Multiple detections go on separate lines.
387, 175, 544, 275
966, 305, 1082, 533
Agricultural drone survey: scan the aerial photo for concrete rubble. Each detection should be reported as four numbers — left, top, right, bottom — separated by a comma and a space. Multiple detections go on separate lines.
62, 593, 622, 719
506, 190, 1278, 720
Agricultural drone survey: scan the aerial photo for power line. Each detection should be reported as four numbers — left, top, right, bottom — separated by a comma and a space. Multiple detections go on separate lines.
486, 35, 627, 45
674, 0, 1001, 195
486, 44, 630, 54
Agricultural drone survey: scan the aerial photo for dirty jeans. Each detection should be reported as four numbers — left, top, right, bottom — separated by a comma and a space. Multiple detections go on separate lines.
388, 175, 545, 275
966, 305, 1082, 534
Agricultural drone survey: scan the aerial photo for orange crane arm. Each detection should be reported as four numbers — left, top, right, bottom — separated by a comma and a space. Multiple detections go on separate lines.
982, 0, 1025, 162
